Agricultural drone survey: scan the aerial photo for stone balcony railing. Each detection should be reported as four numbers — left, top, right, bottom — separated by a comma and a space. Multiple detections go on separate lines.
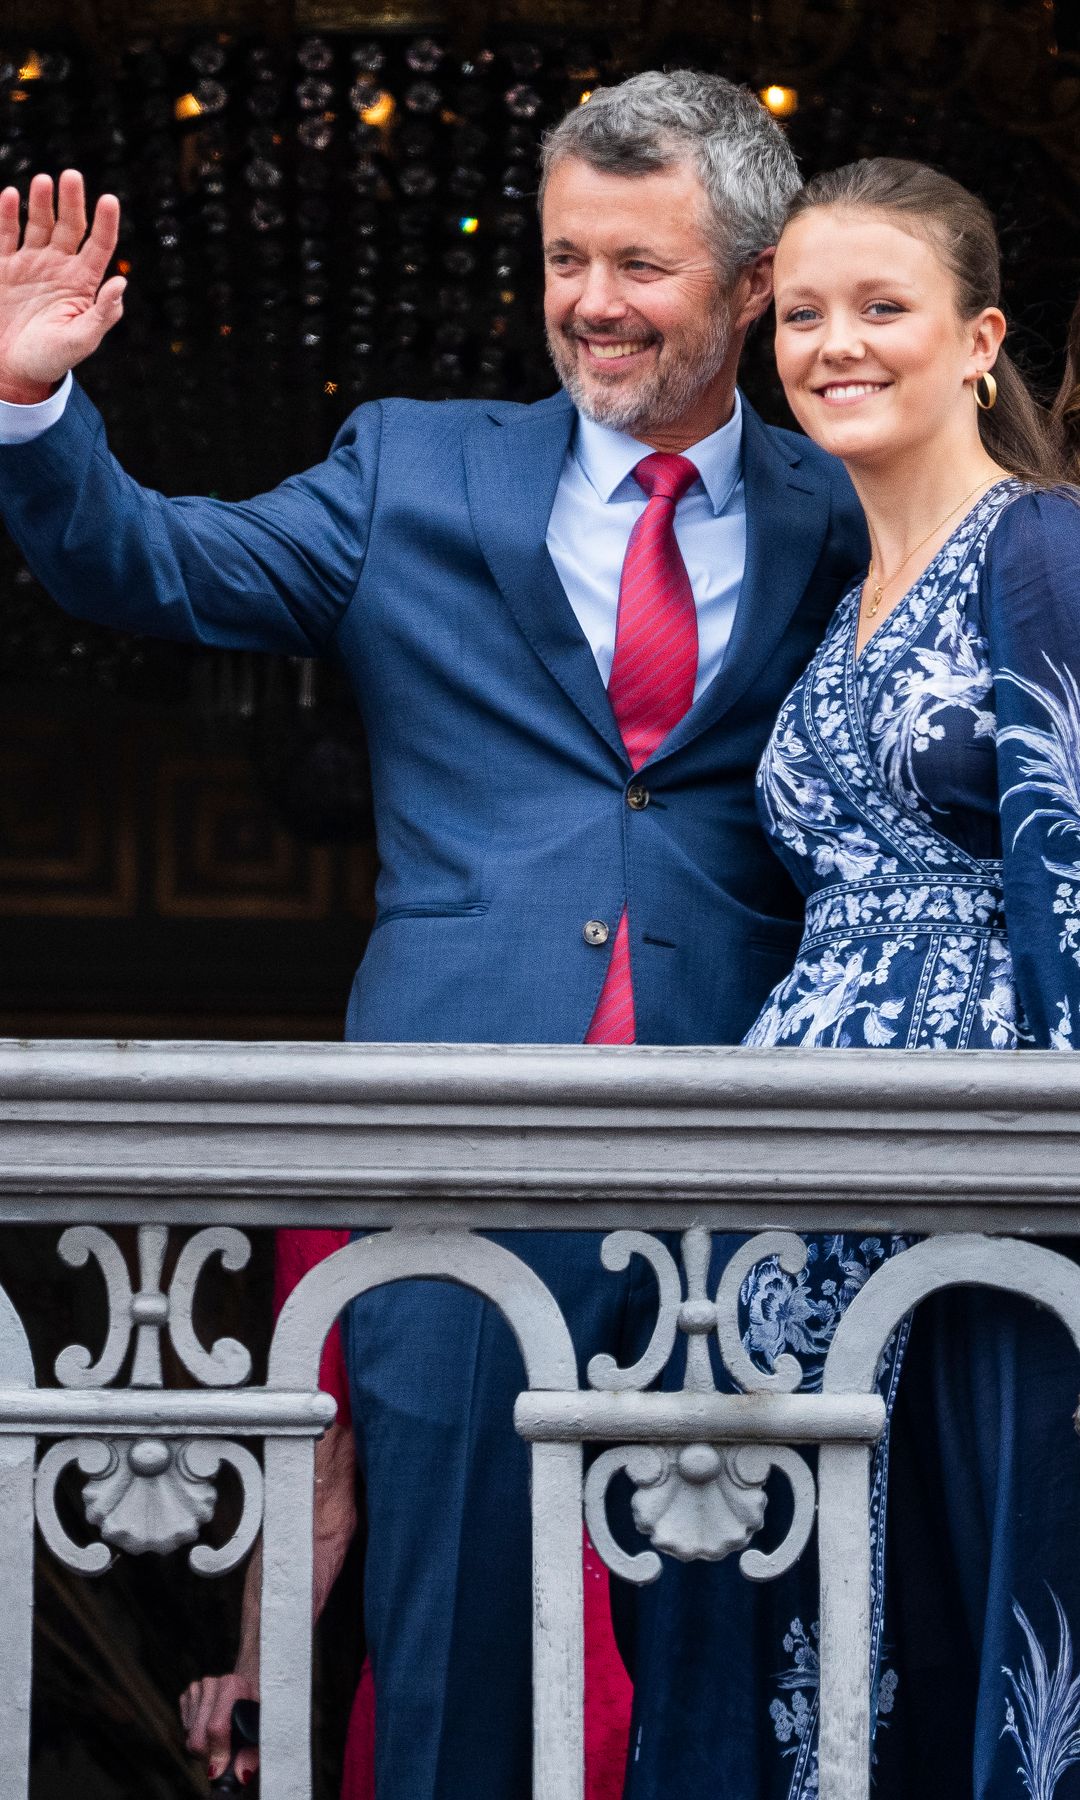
2, 1038, 1080, 1800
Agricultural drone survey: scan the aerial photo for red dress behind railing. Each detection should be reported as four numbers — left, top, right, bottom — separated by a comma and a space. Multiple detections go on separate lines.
274, 1230, 632, 1800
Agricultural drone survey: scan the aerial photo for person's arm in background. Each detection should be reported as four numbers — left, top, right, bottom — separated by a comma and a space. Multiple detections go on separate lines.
180, 1231, 356, 1785
0, 170, 375, 655
180, 1419, 357, 1784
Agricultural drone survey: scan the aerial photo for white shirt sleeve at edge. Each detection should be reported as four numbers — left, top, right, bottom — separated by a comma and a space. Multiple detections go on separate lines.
0, 370, 73, 444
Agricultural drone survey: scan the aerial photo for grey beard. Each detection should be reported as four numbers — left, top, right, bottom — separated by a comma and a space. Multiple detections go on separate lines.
547, 313, 731, 436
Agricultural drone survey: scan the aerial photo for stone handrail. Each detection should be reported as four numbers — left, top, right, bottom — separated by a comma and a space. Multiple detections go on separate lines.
1, 1038, 1079, 1800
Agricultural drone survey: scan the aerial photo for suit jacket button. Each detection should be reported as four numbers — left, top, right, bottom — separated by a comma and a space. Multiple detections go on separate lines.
583, 919, 610, 946
626, 784, 649, 810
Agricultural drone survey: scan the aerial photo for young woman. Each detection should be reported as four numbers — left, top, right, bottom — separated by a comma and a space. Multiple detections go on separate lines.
627, 162, 1080, 1800
753, 161, 1079, 1057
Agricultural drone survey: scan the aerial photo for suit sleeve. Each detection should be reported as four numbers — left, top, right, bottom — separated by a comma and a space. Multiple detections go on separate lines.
984, 489, 1080, 1048
0, 381, 380, 653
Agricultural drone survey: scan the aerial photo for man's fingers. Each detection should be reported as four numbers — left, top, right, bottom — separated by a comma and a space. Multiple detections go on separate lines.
92, 273, 126, 319
58, 309, 116, 375
0, 187, 21, 257
77, 192, 120, 285
51, 168, 88, 254
22, 173, 55, 250
53, 275, 126, 371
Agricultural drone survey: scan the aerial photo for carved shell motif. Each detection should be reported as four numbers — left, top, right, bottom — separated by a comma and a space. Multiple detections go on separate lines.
630, 1444, 768, 1563
82, 1439, 217, 1556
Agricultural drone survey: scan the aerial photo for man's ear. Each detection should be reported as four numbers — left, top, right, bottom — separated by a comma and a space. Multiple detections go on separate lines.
731, 248, 775, 332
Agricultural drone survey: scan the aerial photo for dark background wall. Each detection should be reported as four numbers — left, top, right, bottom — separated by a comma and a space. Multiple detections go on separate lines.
1, 0, 1079, 1040
0, 3, 1078, 1794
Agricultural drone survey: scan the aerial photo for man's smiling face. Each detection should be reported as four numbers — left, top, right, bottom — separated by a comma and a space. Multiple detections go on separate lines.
542, 154, 739, 442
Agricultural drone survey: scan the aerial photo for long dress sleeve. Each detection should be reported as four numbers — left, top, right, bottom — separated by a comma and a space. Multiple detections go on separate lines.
984, 488, 1080, 1048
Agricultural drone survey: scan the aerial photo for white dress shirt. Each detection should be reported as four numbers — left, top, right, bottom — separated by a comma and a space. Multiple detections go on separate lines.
546, 395, 746, 702
0, 370, 72, 441
0, 377, 747, 701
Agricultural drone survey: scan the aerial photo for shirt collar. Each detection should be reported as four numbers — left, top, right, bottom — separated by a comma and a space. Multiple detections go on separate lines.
571, 389, 744, 514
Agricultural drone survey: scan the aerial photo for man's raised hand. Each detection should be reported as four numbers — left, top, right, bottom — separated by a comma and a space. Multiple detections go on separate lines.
0, 169, 125, 404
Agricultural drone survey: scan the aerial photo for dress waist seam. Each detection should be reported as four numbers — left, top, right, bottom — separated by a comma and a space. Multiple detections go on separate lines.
799, 920, 1009, 952
802, 871, 1006, 942
805, 868, 1002, 895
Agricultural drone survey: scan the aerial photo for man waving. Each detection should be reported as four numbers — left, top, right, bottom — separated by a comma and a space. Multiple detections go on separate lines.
0, 71, 864, 1798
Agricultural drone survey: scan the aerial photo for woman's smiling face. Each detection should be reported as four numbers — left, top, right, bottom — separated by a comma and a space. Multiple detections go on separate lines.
772, 206, 1003, 469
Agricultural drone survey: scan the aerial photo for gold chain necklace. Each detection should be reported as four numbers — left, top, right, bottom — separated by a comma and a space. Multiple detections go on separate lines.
865, 478, 990, 618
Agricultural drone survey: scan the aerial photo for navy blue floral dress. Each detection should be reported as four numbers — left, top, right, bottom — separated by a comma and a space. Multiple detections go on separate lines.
627, 484, 1080, 1800
746, 481, 1080, 1055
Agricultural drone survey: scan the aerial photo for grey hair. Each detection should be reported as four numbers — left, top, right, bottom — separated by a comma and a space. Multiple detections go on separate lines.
539, 69, 801, 271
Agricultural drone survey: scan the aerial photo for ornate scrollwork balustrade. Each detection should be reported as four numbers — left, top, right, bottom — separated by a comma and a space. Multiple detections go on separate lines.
1, 1040, 1080, 1800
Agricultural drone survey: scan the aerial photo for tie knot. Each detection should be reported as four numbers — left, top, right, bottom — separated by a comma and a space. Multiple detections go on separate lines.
632, 451, 698, 505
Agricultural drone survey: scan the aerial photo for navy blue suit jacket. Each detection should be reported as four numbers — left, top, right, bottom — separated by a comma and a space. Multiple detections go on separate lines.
0, 383, 867, 1045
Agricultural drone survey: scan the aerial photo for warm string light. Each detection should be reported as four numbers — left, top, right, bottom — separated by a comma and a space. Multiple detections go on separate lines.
359, 90, 395, 128
760, 84, 798, 118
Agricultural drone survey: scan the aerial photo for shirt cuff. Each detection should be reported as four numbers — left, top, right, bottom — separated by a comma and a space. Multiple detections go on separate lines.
0, 371, 73, 443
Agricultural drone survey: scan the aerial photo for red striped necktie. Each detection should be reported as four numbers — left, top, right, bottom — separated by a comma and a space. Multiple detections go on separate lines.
585, 451, 700, 1045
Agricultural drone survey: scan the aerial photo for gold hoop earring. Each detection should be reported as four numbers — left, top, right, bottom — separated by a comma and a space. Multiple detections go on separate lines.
974, 370, 998, 411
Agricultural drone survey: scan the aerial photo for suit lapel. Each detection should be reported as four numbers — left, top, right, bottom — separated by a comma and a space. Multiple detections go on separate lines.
652, 399, 833, 764
463, 392, 629, 764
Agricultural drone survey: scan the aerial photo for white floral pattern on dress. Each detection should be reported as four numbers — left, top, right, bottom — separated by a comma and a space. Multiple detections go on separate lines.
741, 1232, 910, 1800
997, 658, 1080, 989
741, 1235, 901, 1389
870, 589, 995, 810
751, 481, 1068, 1063
998, 657, 1080, 880
1001, 1590, 1080, 1800
770, 1616, 898, 1799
